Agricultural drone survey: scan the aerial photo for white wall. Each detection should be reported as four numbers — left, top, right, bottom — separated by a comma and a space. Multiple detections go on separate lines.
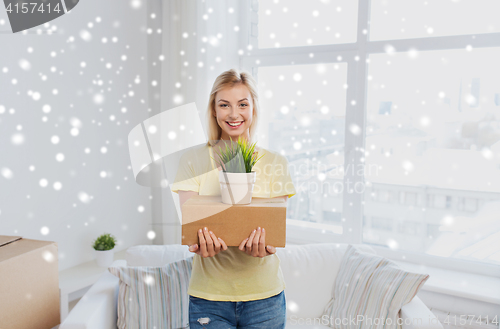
0, 0, 153, 271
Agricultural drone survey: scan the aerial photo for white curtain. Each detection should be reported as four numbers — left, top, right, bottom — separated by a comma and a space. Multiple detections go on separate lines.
161, 0, 243, 118
160, 0, 244, 244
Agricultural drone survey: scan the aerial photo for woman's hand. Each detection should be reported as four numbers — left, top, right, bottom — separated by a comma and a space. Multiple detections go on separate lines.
238, 227, 276, 257
188, 227, 228, 258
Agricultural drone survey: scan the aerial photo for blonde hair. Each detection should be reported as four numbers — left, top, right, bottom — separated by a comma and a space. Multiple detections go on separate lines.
206, 68, 260, 147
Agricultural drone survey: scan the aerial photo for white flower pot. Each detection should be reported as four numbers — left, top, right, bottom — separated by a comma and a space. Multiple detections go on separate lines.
219, 171, 256, 205
95, 249, 115, 267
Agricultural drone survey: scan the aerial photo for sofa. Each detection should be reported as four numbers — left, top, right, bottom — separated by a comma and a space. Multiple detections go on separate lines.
60, 243, 443, 329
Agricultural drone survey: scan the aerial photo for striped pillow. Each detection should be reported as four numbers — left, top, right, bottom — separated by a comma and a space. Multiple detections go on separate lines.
322, 245, 429, 329
108, 257, 193, 329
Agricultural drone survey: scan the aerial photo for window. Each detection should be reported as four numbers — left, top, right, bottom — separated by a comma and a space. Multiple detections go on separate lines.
323, 180, 342, 198
370, 0, 500, 41
323, 210, 342, 224
257, 0, 358, 49
241, 0, 500, 272
398, 221, 421, 236
427, 194, 434, 208
405, 192, 417, 206
446, 196, 452, 209
371, 216, 393, 231
464, 198, 478, 212
433, 195, 446, 209
255, 62, 347, 237
377, 189, 391, 203
363, 45, 500, 267
399, 191, 419, 205
399, 191, 405, 204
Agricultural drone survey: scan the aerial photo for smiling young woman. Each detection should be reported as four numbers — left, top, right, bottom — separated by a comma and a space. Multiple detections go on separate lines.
170, 68, 296, 329
207, 70, 261, 159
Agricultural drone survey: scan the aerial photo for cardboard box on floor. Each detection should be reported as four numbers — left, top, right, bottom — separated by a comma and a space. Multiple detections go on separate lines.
181, 195, 287, 247
0, 235, 60, 329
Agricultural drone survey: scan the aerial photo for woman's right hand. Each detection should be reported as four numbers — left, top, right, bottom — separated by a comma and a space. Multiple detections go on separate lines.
188, 227, 228, 257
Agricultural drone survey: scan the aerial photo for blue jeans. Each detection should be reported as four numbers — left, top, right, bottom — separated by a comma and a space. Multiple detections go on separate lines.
188, 290, 286, 329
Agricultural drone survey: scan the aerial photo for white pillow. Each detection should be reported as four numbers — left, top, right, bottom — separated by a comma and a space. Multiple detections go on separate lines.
126, 244, 194, 266
322, 245, 429, 329
276, 243, 376, 319
108, 257, 193, 329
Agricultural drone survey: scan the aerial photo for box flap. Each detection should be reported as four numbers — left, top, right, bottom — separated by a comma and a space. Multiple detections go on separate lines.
0, 235, 22, 248
0, 236, 57, 264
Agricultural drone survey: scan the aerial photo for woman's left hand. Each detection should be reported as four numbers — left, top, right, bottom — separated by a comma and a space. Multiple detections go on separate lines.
238, 227, 276, 257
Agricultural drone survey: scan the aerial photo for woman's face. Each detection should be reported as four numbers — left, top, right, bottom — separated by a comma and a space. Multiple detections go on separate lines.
213, 83, 254, 142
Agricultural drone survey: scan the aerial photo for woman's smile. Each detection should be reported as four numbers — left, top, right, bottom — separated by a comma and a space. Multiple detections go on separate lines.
225, 121, 244, 128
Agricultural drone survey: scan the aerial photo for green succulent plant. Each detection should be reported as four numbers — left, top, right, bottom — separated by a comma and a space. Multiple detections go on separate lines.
211, 136, 265, 173
92, 233, 117, 251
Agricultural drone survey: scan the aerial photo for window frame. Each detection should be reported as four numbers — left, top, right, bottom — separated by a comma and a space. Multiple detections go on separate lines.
238, 0, 500, 277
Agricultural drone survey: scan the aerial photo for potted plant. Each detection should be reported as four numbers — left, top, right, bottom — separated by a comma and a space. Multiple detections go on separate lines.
92, 233, 117, 267
211, 136, 265, 205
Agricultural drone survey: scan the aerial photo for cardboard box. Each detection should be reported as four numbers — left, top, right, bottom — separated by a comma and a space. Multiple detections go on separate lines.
0, 235, 60, 329
181, 195, 287, 247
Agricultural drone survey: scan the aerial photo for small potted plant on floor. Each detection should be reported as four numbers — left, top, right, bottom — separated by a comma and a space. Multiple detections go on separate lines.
92, 233, 117, 267
211, 136, 264, 205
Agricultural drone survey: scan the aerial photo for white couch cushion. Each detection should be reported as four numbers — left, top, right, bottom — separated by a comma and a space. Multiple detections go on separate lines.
322, 245, 429, 329
126, 244, 194, 266
125, 243, 375, 323
276, 243, 376, 320
108, 257, 193, 329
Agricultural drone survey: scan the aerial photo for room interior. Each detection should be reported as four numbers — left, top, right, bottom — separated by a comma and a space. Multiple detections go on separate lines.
0, 0, 499, 328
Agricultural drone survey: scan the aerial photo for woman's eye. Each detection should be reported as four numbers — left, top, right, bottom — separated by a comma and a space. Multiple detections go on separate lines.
220, 104, 247, 108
